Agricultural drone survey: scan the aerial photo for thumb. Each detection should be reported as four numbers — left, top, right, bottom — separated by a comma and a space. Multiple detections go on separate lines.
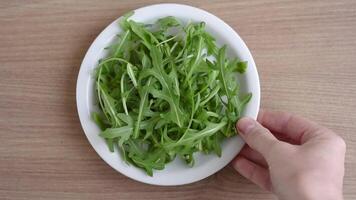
237, 117, 280, 159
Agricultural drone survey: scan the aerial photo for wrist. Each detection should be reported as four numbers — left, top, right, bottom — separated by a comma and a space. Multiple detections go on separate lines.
275, 171, 344, 200
295, 176, 343, 200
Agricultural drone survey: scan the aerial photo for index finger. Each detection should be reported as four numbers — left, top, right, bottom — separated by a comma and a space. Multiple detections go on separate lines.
257, 109, 324, 144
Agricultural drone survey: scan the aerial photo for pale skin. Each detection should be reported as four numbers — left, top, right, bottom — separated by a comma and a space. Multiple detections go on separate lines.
232, 109, 346, 200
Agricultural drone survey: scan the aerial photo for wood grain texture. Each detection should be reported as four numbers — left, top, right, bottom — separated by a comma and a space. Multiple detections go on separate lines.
0, 0, 355, 199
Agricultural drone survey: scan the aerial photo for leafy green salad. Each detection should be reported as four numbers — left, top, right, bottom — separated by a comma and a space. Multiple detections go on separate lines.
92, 12, 251, 176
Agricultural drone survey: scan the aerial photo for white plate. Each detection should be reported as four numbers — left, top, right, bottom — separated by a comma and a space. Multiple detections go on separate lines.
76, 3, 260, 186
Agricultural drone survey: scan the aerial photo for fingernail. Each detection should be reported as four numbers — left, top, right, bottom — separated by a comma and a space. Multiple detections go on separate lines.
237, 118, 256, 134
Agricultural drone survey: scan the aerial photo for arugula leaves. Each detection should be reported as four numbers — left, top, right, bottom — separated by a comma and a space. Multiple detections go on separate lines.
93, 13, 251, 176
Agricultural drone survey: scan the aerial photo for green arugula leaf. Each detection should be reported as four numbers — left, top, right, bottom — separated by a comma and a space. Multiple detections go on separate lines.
92, 13, 252, 176
157, 16, 180, 30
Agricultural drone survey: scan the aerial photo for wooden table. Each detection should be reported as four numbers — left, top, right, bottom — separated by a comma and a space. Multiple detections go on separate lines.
1, 0, 355, 199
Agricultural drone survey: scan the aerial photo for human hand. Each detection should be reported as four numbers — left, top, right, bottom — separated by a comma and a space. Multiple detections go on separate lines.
232, 110, 346, 200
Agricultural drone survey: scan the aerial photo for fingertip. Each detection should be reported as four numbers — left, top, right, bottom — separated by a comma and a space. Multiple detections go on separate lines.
237, 117, 256, 134
239, 145, 268, 168
231, 155, 246, 171
232, 156, 272, 191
